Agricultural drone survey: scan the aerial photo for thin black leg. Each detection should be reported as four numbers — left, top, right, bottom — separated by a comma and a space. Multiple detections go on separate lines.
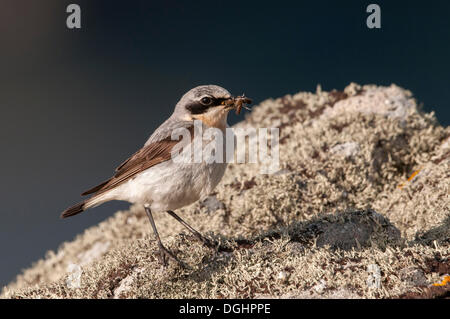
166, 210, 217, 248
145, 206, 185, 267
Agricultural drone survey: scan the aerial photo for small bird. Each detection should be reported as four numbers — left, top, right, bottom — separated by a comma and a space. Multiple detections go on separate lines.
61, 85, 252, 266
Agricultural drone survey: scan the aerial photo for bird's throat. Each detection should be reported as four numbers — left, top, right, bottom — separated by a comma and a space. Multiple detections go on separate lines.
192, 111, 228, 131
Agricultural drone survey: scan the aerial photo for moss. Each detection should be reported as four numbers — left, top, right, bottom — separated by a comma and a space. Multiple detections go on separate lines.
2, 83, 449, 299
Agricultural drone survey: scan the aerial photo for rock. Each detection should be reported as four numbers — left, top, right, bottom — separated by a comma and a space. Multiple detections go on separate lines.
2, 83, 448, 299
399, 267, 429, 287
312, 279, 327, 294
113, 267, 144, 299
290, 210, 401, 251
322, 84, 416, 122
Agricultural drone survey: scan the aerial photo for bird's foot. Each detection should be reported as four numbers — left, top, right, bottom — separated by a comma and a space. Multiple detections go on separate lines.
197, 236, 219, 249
157, 243, 187, 269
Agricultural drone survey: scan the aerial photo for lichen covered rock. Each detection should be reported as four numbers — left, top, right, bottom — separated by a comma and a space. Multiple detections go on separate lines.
2, 83, 449, 299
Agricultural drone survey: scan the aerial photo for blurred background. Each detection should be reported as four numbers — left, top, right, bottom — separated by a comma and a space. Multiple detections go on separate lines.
0, 0, 449, 287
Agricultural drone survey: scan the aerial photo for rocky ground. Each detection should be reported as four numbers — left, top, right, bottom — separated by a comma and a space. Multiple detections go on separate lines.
2, 83, 449, 299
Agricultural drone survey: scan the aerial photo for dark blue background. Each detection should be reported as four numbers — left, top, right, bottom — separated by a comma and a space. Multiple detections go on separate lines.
0, 0, 449, 287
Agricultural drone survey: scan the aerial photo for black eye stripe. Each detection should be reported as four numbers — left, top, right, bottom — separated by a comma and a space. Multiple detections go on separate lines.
185, 101, 209, 114
185, 97, 228, 114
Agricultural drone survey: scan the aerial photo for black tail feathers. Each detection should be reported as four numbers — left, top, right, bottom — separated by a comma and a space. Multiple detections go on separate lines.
61, 201, 85, 218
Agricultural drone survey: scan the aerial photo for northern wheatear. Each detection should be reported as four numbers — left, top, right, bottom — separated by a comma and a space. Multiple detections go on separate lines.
61, 85, 252, 266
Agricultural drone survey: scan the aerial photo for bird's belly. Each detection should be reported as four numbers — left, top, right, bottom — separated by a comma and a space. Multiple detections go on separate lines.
116, 160, 227, 212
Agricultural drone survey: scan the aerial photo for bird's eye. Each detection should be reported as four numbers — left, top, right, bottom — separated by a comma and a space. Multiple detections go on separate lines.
200, 96, 213, 106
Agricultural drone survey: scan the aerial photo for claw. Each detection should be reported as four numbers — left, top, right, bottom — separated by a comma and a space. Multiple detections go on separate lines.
157, 243, 188, 269
200, 237, 219, 249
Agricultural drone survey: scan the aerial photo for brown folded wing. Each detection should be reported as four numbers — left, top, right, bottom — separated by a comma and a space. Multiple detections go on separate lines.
81, 125, 193, 196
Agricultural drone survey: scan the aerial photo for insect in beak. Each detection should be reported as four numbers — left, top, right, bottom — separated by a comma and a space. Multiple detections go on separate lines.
221, 95, 253, 115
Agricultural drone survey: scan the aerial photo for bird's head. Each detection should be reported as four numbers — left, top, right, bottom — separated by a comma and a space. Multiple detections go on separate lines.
172, 85, 251, 129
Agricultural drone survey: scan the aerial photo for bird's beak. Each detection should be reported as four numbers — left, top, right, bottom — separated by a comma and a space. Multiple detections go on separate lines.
220, 97, 235, 109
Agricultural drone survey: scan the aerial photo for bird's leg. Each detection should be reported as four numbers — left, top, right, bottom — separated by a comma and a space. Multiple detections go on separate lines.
144, 206, 186, 268
166, 210, 217, 248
